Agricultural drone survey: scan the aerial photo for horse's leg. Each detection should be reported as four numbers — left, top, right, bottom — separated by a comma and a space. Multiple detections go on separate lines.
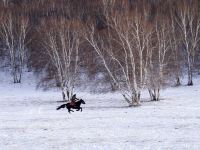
76, 106, 80, 111
68, 109, 74, 113
67, 108, 71, 113
70, 106, 74, 112
67, 106, 73, 113
80, 107, 82, 112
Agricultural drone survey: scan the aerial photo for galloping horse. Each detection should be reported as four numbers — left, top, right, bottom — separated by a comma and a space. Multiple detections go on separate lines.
56, 99, 86, 113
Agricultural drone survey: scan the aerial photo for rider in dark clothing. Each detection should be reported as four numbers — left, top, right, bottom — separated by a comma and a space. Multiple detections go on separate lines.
70, 94, 79, 107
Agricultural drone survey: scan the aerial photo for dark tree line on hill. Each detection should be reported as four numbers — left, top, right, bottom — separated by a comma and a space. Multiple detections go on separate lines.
0, 0, 200, 106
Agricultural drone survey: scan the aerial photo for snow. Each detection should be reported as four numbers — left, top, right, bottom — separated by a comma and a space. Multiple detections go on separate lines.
0, 71, 200, 150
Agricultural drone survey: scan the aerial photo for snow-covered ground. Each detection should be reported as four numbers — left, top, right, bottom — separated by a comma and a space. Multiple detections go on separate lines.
1, 71, 200, 150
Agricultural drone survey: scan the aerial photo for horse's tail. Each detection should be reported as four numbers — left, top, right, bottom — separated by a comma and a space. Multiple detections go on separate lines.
56, 104, 67, 110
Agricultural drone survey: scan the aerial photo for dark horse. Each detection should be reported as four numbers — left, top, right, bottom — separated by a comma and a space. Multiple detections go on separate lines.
56, 99, 86, 113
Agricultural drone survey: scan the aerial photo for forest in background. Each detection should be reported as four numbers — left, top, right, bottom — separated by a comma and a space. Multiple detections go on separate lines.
0, 0, 200, 106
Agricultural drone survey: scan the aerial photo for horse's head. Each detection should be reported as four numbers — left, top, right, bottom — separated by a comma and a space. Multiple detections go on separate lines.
80, 99, 86, 104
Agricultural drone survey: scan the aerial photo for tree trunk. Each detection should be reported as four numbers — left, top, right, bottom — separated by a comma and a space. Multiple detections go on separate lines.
149, 88, 160, 101
62, 91, 65, 101
61, 86, 66, 101
187, 54, 193, 86
110, 82, 117, 91
187, 68, 193, 86
130, 92, 141, 106
15, 70, 22, 83
17, 67, 22, 83
175, 76, 181, 86
13, 67, 19, 83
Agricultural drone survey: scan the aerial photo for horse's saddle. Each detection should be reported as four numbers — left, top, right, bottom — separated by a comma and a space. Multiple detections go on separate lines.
69, 101, 76, 107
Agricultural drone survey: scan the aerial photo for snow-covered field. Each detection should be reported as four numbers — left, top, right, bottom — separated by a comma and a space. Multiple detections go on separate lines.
1, 71, 200, 150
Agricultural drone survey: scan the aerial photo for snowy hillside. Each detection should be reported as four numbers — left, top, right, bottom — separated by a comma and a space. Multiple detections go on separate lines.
1, 71, 200, 150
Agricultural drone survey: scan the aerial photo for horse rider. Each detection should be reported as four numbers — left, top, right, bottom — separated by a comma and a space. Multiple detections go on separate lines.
70, 94, 79, 107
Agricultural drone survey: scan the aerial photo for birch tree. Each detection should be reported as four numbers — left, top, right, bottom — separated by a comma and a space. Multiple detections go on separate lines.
0, 10, 30, 83
148, 14, 171, 101
85, 2, 153, 106
41, 18, 81, 101
176, 0, 200, 85
169, 8, 182, 86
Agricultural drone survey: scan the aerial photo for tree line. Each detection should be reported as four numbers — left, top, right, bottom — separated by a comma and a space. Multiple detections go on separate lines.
0, 0, 200, 106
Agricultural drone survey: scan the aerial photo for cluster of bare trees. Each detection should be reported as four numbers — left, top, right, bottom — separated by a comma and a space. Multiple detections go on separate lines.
0, 3, 31, 83
40, 18, 82, 100
85, 0, 200, 106
0, 0, 200, 105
